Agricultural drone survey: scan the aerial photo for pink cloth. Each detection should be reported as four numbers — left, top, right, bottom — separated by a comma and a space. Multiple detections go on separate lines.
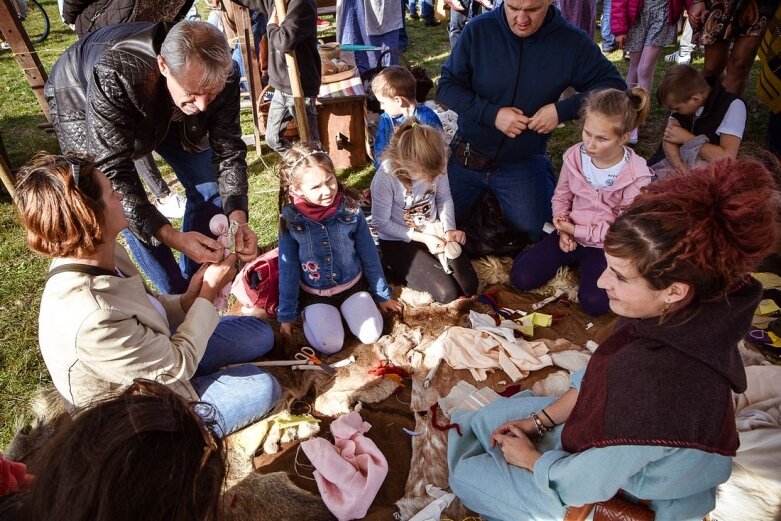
551, 144, 653, 248
301, 411, 388, 521
611, 0, 689, 36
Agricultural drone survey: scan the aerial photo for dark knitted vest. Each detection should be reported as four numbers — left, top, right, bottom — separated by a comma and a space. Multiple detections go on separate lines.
649, 78, 742, 165
561, 277, 761, 456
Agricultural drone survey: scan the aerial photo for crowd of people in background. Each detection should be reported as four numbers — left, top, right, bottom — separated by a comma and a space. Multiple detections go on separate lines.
1, 0, 781, 518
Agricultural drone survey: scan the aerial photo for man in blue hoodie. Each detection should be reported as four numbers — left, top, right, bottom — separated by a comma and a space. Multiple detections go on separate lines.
438, 0, 625, 243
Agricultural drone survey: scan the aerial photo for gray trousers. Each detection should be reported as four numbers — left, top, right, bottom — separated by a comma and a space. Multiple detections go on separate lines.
265, 89, 320, 153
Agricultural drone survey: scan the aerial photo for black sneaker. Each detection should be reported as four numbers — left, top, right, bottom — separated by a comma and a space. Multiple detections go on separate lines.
410, 11, 420, 19
424, 19, 441, 26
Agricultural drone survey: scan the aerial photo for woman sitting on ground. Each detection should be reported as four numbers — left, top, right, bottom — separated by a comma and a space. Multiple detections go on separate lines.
21, 379, 226, 521
447, 158, 778, 520
14, 154, 280, 436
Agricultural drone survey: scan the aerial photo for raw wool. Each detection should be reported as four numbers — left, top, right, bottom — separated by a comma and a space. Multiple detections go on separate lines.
471, 255, 513, 293
400, 286, 435, 306
221, 471, 333, 521
712, 463, 781, 521
538, 266, 580, 302
530, 370, 571, 398
262, 418, 321, 455
424, 100, 458, 142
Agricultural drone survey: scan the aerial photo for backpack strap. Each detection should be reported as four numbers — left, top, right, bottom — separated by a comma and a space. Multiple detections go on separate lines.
46, 264, 117, 281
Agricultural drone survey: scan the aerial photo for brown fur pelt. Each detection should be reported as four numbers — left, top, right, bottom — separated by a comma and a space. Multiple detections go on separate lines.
221, 471, 334, 521
471, 255, 513, 293
4, 387, 70, 464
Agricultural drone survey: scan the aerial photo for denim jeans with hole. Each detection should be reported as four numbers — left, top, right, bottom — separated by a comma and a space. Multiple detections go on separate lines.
191, 316, 280, 437
123, 121, 224, 294
447, 154, 555, 243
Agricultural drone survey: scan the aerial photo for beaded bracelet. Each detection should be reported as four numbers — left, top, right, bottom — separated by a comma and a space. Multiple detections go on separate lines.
529, 411, 549, 441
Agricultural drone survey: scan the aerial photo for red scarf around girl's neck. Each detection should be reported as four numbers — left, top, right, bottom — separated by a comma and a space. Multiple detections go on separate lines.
292, 191, 343, 222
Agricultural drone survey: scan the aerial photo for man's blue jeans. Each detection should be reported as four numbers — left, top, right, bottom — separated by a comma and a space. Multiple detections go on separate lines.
123, 121, 223, 294
409, 0, 436, 22
191, 316, 280, 437
449, 0, 483, 49
447, 154, 555, 243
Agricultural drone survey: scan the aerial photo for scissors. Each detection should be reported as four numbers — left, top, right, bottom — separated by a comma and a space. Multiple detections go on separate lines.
294, 347, 336, 374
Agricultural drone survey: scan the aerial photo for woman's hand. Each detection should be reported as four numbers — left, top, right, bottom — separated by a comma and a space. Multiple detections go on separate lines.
687, 2, 708, 29
492, 425, 542, 471
444, 229, 467, 245
379, 299, 403, 313
198, 254, 237, 302
280, 322, 293, 336
615, 34, 627, 49
180, 264, 208, 312
491, 418, 538, 446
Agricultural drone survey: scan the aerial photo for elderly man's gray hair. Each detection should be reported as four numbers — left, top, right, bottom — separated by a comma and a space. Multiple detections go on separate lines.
160, 21, 233, 92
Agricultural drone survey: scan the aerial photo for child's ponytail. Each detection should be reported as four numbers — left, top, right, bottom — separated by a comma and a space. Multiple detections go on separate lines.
580, 87, 652, 136
381, 119, 447, 187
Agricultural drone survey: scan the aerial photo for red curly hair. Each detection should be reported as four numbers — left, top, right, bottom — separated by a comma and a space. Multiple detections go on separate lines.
604, 159, 779, 300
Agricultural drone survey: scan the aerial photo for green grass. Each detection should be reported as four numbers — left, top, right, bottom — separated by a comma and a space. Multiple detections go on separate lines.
0, 3, 771, 448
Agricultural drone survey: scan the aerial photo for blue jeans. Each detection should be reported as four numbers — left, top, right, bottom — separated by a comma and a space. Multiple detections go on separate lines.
447, 154, 555, 243
233, 10, 267, 91
340, 0, 400, 73
600, 0, 615, 50
449, 0, 482, 49
123, 121, 224, 294
409, 0, 435, 22
191, 316, 280, 436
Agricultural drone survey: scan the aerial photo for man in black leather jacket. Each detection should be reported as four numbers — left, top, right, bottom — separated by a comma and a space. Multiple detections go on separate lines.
44, 20, 258, 293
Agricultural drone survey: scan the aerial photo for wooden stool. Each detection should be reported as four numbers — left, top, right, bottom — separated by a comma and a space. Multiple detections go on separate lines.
316, 95, 368, 170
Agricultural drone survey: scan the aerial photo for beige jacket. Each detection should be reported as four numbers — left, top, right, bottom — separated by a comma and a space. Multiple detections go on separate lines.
38, 243, 219, 406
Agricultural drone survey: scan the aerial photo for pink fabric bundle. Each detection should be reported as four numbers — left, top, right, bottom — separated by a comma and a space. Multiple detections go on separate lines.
301, 411, 388, 521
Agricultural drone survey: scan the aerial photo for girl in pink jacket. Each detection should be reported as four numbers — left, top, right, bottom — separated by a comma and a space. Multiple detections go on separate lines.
510, 88, 654, 315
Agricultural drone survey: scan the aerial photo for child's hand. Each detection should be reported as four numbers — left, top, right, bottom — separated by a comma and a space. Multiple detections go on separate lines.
558, 232, 577, 253
687, 2, 708, 28
379, 299, 403, 313
663, 120, 693, 145
615, 34, 627, 49
423, 234, 447, 254
554, 219, 575, 236
552, 215, 570, 228
280, 322, 293, 336
444, 230, 467, 245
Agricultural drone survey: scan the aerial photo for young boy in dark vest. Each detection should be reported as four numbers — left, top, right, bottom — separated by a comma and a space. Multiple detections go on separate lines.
649, 64, 746, 176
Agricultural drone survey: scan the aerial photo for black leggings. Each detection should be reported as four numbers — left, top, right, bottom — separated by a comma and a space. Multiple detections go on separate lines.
379, 239, 479, 304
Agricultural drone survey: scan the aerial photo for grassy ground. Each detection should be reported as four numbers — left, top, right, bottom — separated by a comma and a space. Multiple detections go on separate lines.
0, 2, 771, 447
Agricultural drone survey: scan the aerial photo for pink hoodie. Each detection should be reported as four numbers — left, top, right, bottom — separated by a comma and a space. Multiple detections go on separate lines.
551, 144, 653, 248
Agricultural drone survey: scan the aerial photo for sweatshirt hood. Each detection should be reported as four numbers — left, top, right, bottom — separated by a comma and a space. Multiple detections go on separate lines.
563, 143, 653, 192
633, 276, 761, 393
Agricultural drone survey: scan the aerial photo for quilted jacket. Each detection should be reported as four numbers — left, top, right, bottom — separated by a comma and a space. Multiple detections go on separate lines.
44, 22, 248, 246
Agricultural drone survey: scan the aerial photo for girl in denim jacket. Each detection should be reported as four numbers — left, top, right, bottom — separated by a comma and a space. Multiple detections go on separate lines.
511, 88, 654, 316
277, 145, 401, 354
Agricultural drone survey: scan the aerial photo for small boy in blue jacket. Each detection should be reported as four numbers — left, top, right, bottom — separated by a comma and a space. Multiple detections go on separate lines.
372, 66, 443, 168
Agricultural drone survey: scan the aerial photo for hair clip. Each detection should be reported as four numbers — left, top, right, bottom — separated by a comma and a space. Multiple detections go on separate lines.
289, 150, 327, 172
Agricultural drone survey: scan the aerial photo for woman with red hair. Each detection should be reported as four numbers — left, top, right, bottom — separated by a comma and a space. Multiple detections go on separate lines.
448, 158, 779, 520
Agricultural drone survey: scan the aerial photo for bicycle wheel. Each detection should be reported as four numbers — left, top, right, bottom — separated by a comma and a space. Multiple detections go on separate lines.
20, 0, 50, 44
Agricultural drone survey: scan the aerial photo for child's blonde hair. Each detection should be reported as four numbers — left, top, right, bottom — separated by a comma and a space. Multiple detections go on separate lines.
580, 87, 651, 137
371, 66, 416, 101
277, 143, 358, 228
381, 119, 448, 187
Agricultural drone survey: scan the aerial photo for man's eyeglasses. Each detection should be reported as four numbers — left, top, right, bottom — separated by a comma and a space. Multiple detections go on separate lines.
127, 379, 219, 471
59, 155, 90, 187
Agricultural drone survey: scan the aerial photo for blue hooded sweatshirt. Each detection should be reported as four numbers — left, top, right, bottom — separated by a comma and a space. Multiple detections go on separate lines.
438, 6, 626, 164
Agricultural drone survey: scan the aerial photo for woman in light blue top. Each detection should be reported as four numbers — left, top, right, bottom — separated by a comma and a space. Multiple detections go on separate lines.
448, 159, 779, 521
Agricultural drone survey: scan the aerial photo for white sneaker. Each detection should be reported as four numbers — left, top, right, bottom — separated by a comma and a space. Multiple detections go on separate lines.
154, 193, 186, 219
1, 42, 10, 50
628, 128, 638, 145
665, 50, 691, 65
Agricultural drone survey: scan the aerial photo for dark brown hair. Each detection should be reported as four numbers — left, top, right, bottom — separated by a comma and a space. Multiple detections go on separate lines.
22, 380, 226, 521
656, 64, 709, 106
581, 87, 651, 136
381, 119, 448, 187
14, 153, 106, 258
371, 66, 416, 101
604, 159, 779, 301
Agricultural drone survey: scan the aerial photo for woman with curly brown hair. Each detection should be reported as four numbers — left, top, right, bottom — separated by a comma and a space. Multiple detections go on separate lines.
448, 158, 779, 521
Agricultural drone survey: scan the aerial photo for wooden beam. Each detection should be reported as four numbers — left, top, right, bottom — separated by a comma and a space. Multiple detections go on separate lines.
235, 4, 263, 155
0, 0, 50, 122
0, 131, 16, 198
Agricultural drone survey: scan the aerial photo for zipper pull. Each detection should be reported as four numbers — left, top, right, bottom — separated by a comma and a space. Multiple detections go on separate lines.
464, 143, 471, 167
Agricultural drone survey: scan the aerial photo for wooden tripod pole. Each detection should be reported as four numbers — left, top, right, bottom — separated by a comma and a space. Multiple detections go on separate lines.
272, 0, 311, 142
